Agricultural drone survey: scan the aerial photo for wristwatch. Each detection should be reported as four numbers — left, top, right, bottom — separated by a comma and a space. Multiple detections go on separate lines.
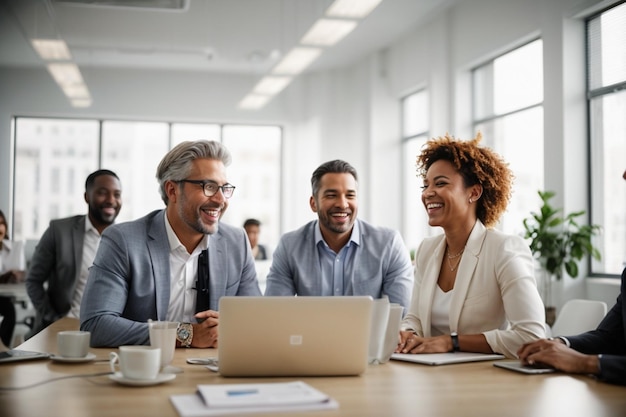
176, 323, 193, 348
450, 332, 460, 352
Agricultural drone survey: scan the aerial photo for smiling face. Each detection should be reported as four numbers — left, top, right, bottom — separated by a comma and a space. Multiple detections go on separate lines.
310, 172, 358, 240
166, 158, 229, 247
85, 174, 122, 232
244, 224, 260, 249
421, 159, 481, 231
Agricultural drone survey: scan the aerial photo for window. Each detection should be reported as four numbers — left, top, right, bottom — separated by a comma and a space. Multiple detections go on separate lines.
13, 118, 99, 240
472, 39, 544, 235
401, 89, 434, 255
587, 2, 626, 275
101, 121, 170, 223
171, 123, 221, 147
12, 118, 282, 249
222, 125, 282, 248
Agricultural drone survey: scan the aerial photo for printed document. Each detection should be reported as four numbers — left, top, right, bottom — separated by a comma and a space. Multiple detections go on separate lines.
170, 381, 338, 416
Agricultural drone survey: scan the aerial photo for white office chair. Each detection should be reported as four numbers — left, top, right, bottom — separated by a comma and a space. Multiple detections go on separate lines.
549, 299, 608, 338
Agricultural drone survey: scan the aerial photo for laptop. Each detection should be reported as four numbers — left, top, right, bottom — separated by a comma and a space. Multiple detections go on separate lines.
0, 349, 49, 364
217, 296, 373, 377
391, 352, 505, 366
493, 360, 556, 374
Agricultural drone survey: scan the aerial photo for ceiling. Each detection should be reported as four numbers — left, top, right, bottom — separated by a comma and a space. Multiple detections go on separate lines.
0, 0, 455, 76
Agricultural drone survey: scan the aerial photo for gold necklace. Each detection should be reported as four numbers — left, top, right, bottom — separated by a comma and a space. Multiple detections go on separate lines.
446, 247, 465, 272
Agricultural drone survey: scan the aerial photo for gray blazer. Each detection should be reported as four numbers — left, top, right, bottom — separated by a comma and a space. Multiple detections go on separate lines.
264, 219, 413, 312
80, 210, 262, 347
25, 215, 86, 336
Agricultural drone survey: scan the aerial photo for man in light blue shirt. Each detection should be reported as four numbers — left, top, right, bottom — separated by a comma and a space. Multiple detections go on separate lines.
265, 160, 413, 312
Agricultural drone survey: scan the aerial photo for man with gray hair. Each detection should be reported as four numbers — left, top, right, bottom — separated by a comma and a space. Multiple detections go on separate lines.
81, 140, 261, 348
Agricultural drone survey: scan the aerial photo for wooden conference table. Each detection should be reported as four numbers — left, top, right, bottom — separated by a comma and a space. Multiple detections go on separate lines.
0, 318, 624, 417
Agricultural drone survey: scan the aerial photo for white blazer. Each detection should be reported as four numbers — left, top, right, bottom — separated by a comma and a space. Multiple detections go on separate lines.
402, 220, 545, 358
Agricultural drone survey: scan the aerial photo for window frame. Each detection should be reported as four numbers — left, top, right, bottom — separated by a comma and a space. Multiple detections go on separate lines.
10, 116, 283, 246
585, 1, 626, 277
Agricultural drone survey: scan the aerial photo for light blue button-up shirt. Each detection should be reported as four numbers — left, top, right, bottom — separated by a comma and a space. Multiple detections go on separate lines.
315, 220, 360, 296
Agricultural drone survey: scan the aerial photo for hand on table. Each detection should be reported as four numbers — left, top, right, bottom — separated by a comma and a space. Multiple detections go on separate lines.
0, 270, 25, 284
517, 338, 600, 375
396, 330, 451, 354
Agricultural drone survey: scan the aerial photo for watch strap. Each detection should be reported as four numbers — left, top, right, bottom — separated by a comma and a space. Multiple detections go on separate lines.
450, 332, 460, 352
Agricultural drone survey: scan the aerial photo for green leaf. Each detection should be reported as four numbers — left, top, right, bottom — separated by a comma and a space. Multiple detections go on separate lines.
565, 260, 578, 278
522, 190, 602, 280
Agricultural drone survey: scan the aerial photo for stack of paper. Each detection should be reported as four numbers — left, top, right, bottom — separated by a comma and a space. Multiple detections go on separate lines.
170, 381, 338, 416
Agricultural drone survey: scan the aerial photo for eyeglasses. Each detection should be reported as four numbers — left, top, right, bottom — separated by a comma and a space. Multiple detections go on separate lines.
177, 179, 236, 199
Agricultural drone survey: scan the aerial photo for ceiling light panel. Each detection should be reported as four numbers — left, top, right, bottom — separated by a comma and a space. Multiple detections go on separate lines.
252, 76, 293, 95
60, 83, 91, 99
271, 47, 322, 75
300, 19, 357, 46
326, 0, 384, 18
47, 63, 85, 86
238, 94, 271, 110
54, 0, 188, 11
31, 39, 72, 61
70, 98, 93, 108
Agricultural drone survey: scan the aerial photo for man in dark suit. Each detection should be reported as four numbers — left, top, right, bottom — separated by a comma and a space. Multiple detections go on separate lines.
25, 170, 122, 337
518, 170, 626, 386
80, 141, 261, 348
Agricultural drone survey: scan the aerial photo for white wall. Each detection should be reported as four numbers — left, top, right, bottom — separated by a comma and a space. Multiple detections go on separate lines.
0, 0, 617, 311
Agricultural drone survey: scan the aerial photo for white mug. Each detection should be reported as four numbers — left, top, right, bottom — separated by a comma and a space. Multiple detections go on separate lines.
381, 303, 404, 363
148, 321, 178, 370
109, 346, 161, 380
368, 297, 391, 364
57, 330, 90, 358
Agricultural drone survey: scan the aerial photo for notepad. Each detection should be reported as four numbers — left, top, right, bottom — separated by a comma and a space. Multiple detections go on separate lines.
391, 352, 505, 366
170, 381, 338, 416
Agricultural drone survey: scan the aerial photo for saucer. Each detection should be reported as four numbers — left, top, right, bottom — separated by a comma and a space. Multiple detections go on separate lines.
50, 352, 97, 363
109, 372, 176, 386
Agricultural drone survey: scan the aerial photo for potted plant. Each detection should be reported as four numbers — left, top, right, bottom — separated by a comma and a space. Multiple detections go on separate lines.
522, 190, 602, 325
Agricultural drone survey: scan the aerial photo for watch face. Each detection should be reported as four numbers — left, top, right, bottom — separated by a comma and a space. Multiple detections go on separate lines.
178, 328, 189, 339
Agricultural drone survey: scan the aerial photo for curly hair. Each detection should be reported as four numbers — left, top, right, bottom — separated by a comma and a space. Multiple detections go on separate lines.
415, 132, 513, 228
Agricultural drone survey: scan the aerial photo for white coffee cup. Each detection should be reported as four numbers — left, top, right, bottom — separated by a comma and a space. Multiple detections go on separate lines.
381, 303, 404, 363
149, 321, 178, 370
57, 330, 90, 358
109, 346, 161, 380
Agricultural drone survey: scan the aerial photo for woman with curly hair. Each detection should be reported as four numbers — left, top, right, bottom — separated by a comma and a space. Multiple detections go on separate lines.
396, 133, 545, 358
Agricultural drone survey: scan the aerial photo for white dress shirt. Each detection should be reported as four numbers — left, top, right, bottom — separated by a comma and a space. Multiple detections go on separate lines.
0, 239, 26, 274
67, 216, 100, 319
164, 211, 209, 323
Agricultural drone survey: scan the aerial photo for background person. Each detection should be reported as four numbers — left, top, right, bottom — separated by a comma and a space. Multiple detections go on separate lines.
25, 170, 122, 338
0, 209, 26, 347
80, 140, 261, 348
397, 133, 545, 358
265, 159, 413, 311
517, 169, 626, 385
243, 218, 268, 260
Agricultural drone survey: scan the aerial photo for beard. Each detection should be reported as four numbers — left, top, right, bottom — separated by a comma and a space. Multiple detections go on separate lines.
178, 193, 222, 235
318, 209, 354, 234
89, 205, 118, 226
